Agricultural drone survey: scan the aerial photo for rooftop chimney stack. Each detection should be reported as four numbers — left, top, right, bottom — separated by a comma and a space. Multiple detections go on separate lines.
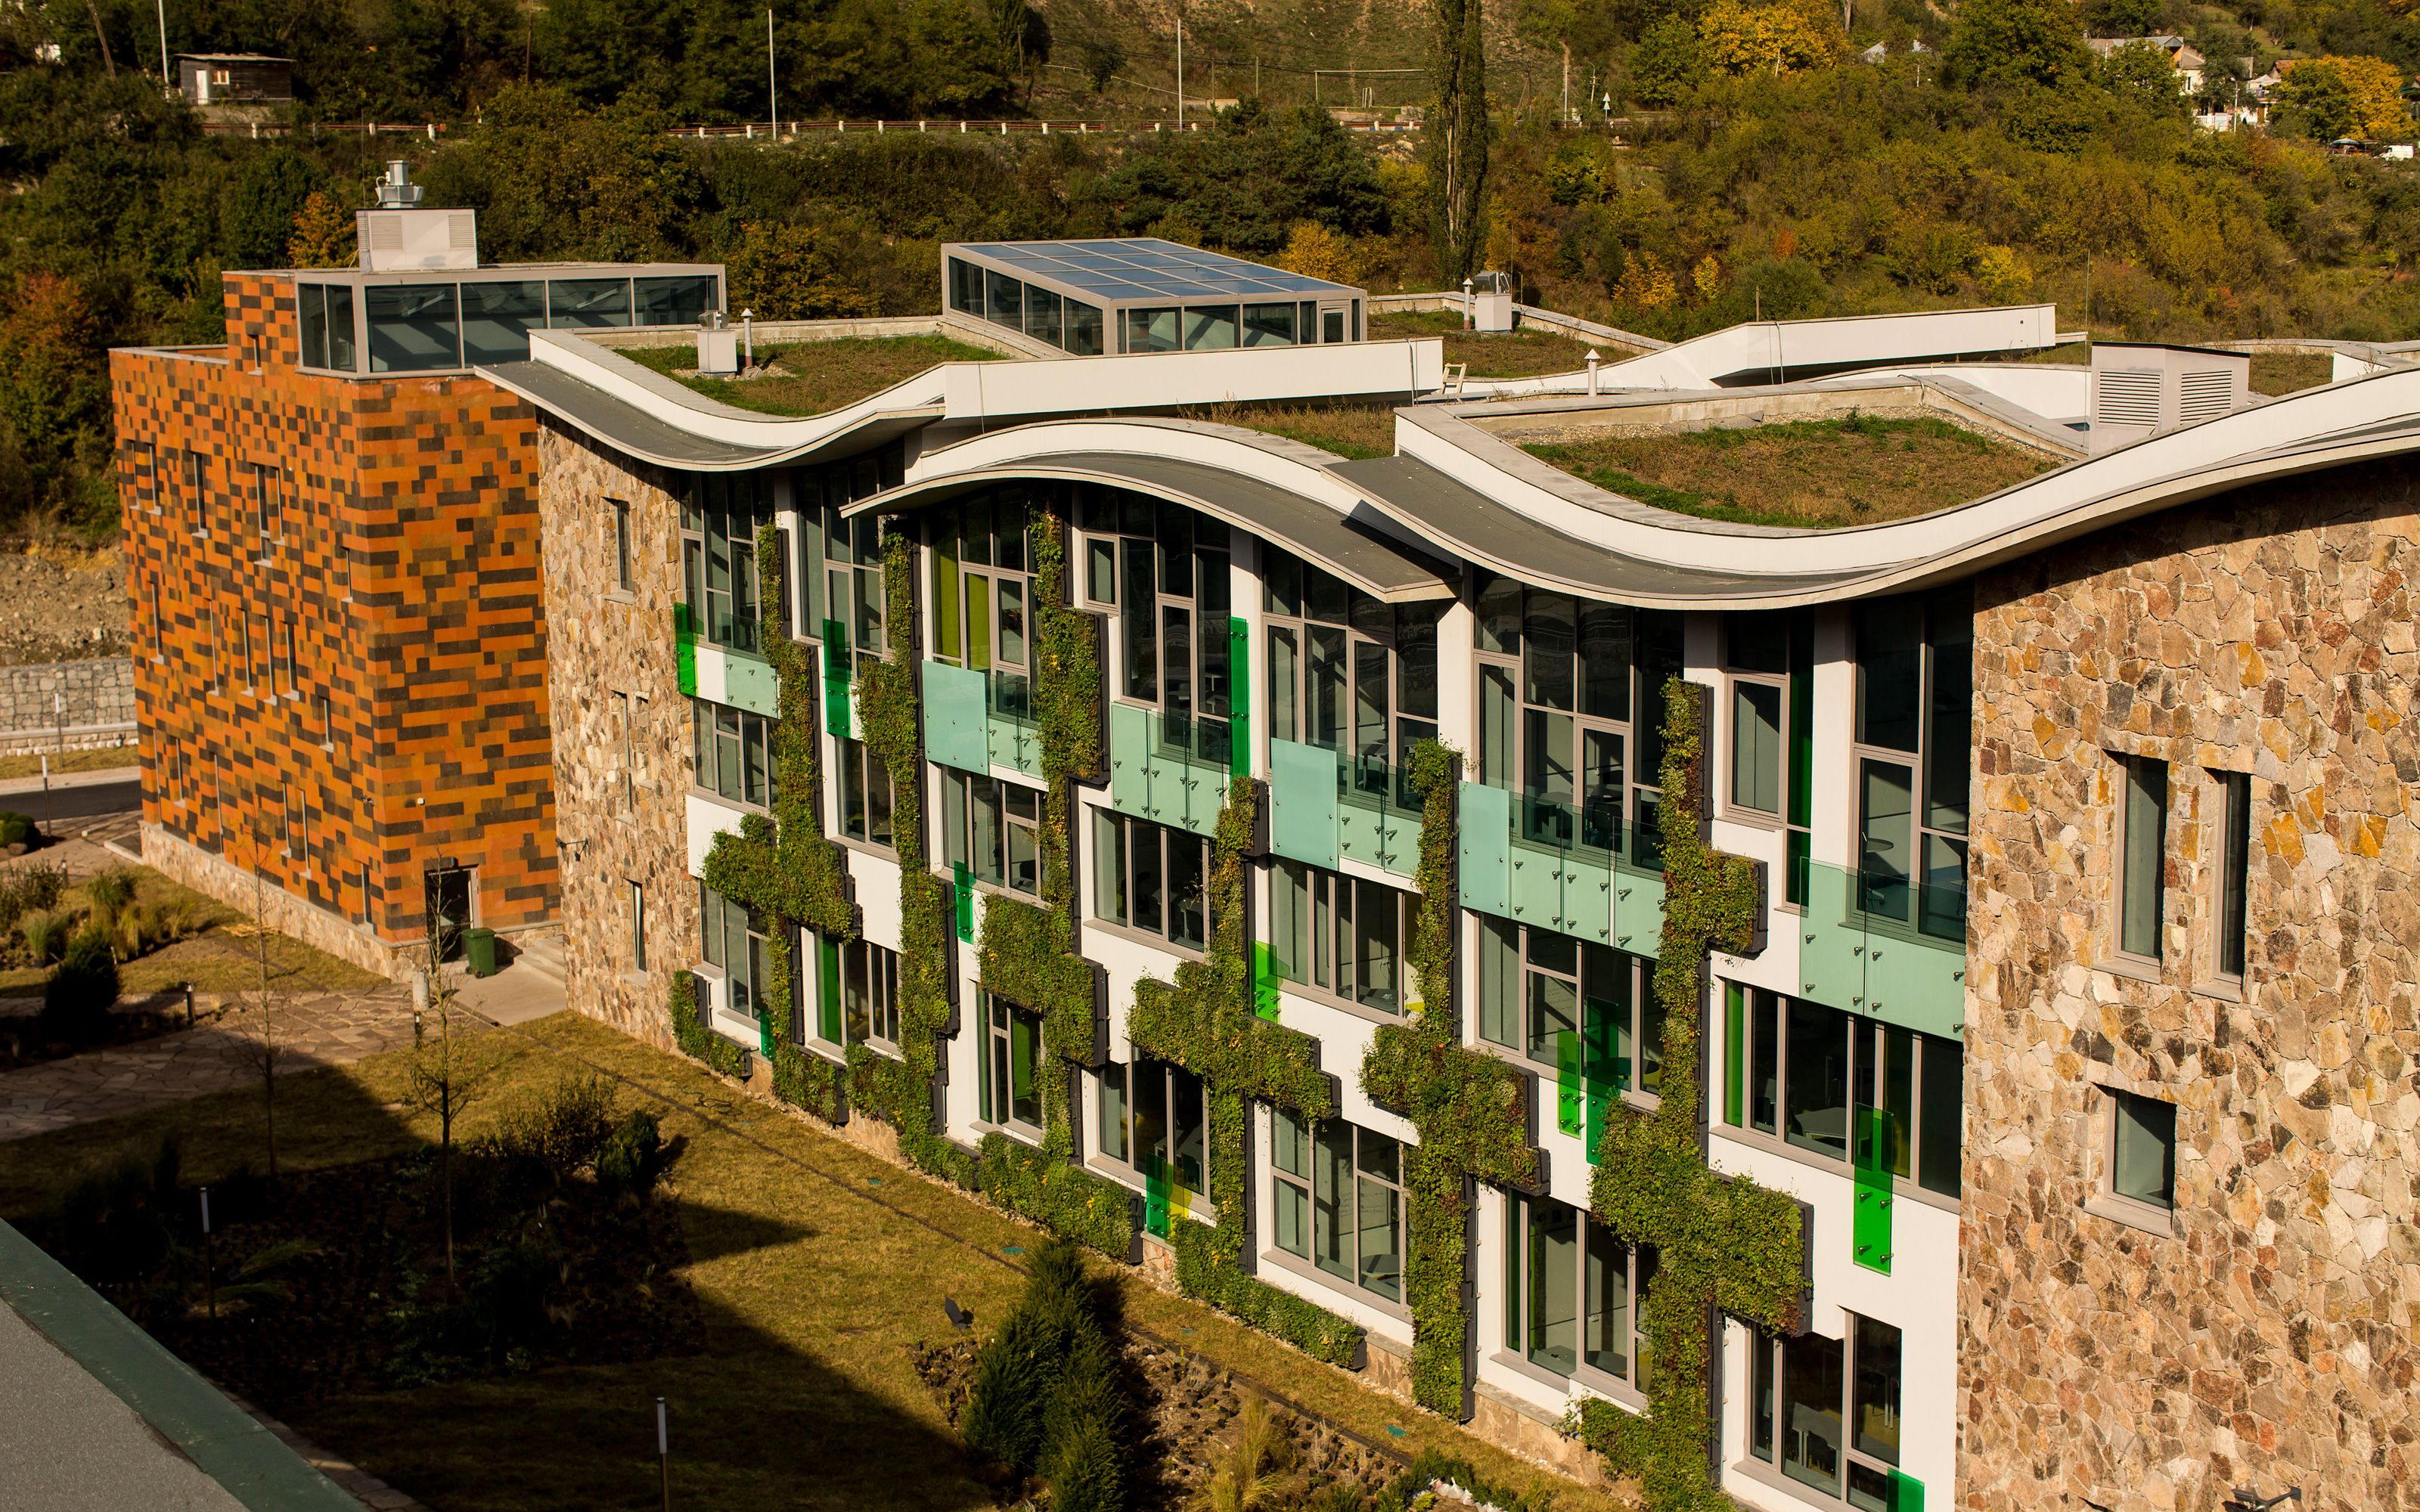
375, 160, 424, 209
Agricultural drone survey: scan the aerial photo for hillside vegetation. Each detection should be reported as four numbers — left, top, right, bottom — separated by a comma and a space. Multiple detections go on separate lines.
4, 0, 2418, 542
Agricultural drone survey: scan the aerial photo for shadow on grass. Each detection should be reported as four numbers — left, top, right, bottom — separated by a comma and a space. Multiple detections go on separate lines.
1, 1043, 997, 1512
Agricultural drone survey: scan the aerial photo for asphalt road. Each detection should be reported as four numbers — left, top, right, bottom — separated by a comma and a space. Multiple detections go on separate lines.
2, 778, 141, 832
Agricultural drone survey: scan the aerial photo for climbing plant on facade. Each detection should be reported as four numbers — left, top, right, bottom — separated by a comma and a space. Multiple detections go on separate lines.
1127, 773, 1364, 1366
1360, 737, 1541, 1417
699, 522, 860, 1120
1581, 677, 1805, 1512
975, 511, 1136, 1259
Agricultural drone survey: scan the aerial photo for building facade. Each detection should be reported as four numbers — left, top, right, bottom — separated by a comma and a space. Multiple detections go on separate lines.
112, 227, 723, 975
488, 253, 2410, 1512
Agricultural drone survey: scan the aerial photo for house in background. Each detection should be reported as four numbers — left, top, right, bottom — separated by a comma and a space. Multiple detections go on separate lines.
2086, 35, 2207, 93
175, 54, 293, 106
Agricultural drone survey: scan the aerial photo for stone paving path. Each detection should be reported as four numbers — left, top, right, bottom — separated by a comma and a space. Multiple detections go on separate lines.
0, 984, 417, 1142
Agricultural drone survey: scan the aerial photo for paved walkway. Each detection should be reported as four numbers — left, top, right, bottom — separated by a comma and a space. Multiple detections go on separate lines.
0, 986, 417, 1142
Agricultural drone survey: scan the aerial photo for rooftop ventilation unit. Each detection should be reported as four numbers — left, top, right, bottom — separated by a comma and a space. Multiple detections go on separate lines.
2089, 340, 2251, 454
355, 161, 477, 273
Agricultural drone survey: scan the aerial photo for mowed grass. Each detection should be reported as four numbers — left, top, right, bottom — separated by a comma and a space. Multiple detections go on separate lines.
0, 747, 137, 781
1371, 309, 1604, 378
0, 1011, 1632, 1512
1190, 401, 1398, 460
0, 863, 386, 996
1527, 414, 2051, 528
622, 335, 1005, 417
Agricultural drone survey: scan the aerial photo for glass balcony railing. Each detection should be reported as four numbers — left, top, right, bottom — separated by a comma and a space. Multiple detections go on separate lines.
1801, 858, 1968, 1039
1508, 791, 1663, 875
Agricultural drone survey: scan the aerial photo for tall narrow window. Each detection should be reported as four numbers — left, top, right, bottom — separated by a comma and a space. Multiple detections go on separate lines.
629, 881, 647, 971
613, 499, 634, 590
2216, 770, 2251, 982
2119, 754, 2168, 962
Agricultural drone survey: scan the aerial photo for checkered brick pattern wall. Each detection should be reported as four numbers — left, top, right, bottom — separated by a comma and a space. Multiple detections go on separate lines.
111, 271, 559, 956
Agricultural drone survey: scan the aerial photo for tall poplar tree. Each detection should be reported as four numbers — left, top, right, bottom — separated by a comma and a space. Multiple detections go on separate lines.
1426, 0, 1490, 284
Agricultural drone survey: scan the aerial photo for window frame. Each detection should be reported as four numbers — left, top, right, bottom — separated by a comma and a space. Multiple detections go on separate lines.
833, 735, 895, 853
612, 497, 634, 593
680, 472, 774, 658
700, 881, 771, 1025
690, 696, 778, 813
1112, 1058, 1208, 1204
1090, 807, 1216, 956
942, 766, 1045, 899
2090, 1084, 2178, 1235
2207, 768, 2253, 990
1742, 1316, 1904, 1510
628, 880, 647, 974
1500, 1191, 1655, 1398
1723, 985, 1964, 1205
1264, 857, 1416, 1021
1475, 917, 1659, 1109
1848, 590, 1972, 946
2111, 751, 2169, 971
1261, 544, 1440, 793
1078, 489, 1233, 758
1271, 1109, 1405, 1304
929, 486, 1041, 720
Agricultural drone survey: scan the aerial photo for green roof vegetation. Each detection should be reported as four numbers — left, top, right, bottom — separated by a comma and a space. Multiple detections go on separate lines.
1525, 413, 2052, 529
619, 334, 1003, 417
1190, 401, 1397, 460
1370, 309, 1604, 380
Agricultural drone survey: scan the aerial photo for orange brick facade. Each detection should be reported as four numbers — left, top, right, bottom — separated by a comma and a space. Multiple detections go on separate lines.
111, 272, 557, 974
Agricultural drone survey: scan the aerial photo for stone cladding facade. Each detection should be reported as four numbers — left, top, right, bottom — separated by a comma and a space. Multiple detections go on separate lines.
533, 420, 690, 1048
112, 272, 557, 978
1963, 460, 2420, 1512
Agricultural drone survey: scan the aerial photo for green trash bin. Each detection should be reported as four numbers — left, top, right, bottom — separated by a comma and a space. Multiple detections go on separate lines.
464, 927, 498, 979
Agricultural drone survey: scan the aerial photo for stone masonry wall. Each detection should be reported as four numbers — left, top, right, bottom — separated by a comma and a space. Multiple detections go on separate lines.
535, 420, 691, 1050
1962, 459, 2420, 1512
0, 658, 135, 733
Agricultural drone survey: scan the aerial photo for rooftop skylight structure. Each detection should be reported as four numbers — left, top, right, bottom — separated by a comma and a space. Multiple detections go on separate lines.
944, 239, 1367, 358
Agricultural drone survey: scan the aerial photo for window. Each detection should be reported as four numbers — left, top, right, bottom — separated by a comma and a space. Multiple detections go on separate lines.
1472, 573, 1679, 872
297, 283, 358, 372
149, 577, 163, 652
253, 463, 281, 548
2214, 770, 2251, 982
316, 693, 334, 748
1080, 489, 1231, 763
1746, 1317, 1903, 1510
834, 736, 893, 847
1503, 1194, 1655, 1388
1263, 544, 1442, 806
1122, 1058, 1206, 1195
1852, 587, 1972, 940
981, 992, 1044, 1132
681, 472, 773, 655
841, 938, 901, 1047
700, 882, 770, 1021
930, 488, 1039, 717
2117, 754, 2168, 963
461, 280, 544, 364
366, 283, 462, 372
629, 881, 647, 972
2107, 1088, 2176, 1214
1097, 1064, 1129, 1162
692, 698, 777, 810
942, 768, 1044, 896
613, 498, 634, 591
1475, 918, 1658, 1090
283, 620, 299, 696
1266, 860, 1416, 1016
635, 275, 719, 328
1092, 810, 1215, 952
1273, 1111, 1405, 1302
1729, 987, 1963, 1200
1725, 612, 1814, 898
551, 278, 631, 328
787, 442, 902, 639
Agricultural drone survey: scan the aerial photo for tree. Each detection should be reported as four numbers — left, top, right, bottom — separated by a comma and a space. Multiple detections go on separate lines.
231, 865, 309, 1183
404, 962, 499, 1283
2098, 39, 2191, 114
417, 86, 703, 262
1699, 0, 1841, 76
1631, 15, 1708, 106
724, 222, 882, 318
284, 192, 357, 271
1426, 0, 1491, 284
1274, 221, 1373, 284
1944, 0, 2090, 88
228, 150, 324, 271
2274, 55, 2408, 139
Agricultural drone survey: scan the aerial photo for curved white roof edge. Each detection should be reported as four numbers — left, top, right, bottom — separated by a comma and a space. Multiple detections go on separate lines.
1394, 361, 2420, 576
863, 383, 2420, 607
528, 328, 951, 451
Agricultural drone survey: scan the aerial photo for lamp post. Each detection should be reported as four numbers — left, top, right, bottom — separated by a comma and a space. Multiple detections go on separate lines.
1462, 276, 1474, 331
656, 1397, 671, 1511
1586, 349, 1602, 396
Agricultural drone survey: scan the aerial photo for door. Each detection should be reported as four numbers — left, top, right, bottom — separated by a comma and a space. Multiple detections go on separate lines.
1320, 305, 1348, 344
424, 865, 472, 962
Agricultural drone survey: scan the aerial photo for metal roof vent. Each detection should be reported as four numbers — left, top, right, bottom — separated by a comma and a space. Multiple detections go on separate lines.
2089, 342, 2251, 454
375, 160, 424, 208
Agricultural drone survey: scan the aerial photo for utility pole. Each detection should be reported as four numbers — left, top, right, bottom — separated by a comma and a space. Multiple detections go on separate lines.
767, 9, 777, 137
156, 0, 169, 84
1175, 2, 1184, 125
1562, 42, 1570, 124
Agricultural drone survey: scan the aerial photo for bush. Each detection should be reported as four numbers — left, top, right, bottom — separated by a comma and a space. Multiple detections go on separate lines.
87, 866, 135, 923
960, 1238, 1128, 1510
495, 1072, 619, 1182
0, 857, 63, 936
593, 1108, 669, 1199
40, 1134, 182, 1284
20, 909, 65, 965
39, 927, 119, 1043
0, 810, 36, 848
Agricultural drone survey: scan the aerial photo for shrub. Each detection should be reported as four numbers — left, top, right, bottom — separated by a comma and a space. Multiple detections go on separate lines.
593, 1108, 669, 1199
20, 909, 64, 965
0, 857, 65, 934
960, 1237, 1128, 1510
41, 1134, 182, 1284
0, 810, 36, 848
494, 1071, 619, 1182
87, 866, 136, 924
960, 1301, 1053, 1468
39, 927, 119, 1043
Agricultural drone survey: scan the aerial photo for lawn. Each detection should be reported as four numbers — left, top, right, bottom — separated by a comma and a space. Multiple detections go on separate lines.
1526, 414, 2052, 528
0, 1012, 1631, 1512
0, 746, 137, 781
1370, 310, 1601, 379
620, 335, 1005, 417
1190, 401, 1398, 460
0, 861, 386, 997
